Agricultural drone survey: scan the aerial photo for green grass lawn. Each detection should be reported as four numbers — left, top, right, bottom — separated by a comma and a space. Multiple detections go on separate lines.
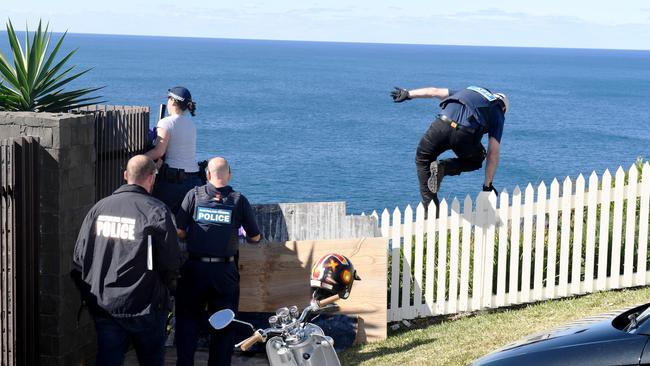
339, 287, 650, 366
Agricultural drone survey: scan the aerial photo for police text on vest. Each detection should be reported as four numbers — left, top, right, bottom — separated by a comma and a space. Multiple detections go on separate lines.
96, 215, 136, 240
196, 207, 232, 224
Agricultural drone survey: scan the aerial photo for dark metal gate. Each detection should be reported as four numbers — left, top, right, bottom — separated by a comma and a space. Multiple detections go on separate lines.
72, 105, 150, 201
1, 137, 39, 366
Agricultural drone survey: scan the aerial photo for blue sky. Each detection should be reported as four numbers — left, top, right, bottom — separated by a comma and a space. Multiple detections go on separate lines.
5, 0, 650, 49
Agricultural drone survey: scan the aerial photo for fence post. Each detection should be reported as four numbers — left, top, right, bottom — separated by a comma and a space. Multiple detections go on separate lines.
521, 184, 535, 303
436, 200, 448, 314
472, 193, 489, 310
425, 203, 436, 315
496, 190, 509, 307
389, 207, 401, 321
584, 172, 599, 292
610, 167, 626, 289
558, 177, 572, 297
448, 199, 461, 313
459, 196, 472, 312
534, 182, 547, 301
482, 193, 497, 308
402, 205, 414, 319
414, 203, 425, 316
546, 179, 560, 299
571, 175, 585, 295
623, 165, 638, 287
637, 164, 650, 286
597, 170, 612, 291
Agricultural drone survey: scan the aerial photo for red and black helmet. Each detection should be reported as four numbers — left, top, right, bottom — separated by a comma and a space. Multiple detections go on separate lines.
310, 253, 361, 300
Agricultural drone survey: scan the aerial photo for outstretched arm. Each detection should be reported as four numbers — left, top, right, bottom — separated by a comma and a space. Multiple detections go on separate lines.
484, 137, 500, 186
408, 87, 450, 100
391, 87, 450, 102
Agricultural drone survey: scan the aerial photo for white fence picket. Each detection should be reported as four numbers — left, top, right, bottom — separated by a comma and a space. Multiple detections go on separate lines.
414, 203, 425, 315
390, 207, 401, 321
610, 168, 625, 289
402, 205, 414, 318
637, 164, 650, 286
482, 193, 497, 308
546, 180, 560, 299
425, 203, 436, 315
534, 182, 547, 301
448, 199, 461, 313
472, 194, 489, 310
571, 174, 585, 295
584, 172, 599, 292
459, 196, 472, 312
508, 187, 522, 304
381, 163, 650, 323
623, 166, 638, 287
558, 177, 572, 297
380, 209, 390, 238
496, 190, 509, 307
436, 200, 448, 314
597, 170, 612, 291
521, 184, 535, 303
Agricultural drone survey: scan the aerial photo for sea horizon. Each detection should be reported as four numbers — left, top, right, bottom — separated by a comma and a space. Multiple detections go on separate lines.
4, 29, 650, 53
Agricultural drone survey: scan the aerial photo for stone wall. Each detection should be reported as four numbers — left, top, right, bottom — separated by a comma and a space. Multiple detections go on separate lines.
0, 112, 96, 365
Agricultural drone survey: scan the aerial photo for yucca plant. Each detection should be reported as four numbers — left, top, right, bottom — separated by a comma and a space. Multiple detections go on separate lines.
0, 19, 102, 112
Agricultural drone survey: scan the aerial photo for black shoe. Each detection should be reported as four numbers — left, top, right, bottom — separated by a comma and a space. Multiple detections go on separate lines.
427, 161, 444, 193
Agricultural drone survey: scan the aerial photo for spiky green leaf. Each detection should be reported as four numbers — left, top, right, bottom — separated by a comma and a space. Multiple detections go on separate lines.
0, 18, 102, 112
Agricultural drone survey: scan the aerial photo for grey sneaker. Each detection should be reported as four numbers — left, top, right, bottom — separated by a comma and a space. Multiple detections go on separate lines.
427, 161, 445, 193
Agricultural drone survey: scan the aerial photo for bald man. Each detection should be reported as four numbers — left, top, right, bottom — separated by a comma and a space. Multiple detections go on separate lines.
174, 157, 261, 366
72, 155, 181, 366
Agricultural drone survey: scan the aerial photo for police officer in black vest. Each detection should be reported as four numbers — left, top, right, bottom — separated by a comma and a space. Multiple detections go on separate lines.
174, 156, 261, 366
391, 85, 509, 213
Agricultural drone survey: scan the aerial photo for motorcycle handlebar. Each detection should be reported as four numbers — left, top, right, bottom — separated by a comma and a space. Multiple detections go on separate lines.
239, 330, 264, 351
317, 294, 340, 307
237, 294, 341, 351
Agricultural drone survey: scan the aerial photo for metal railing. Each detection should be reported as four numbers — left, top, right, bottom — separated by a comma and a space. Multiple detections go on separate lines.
1, 137, 39, 366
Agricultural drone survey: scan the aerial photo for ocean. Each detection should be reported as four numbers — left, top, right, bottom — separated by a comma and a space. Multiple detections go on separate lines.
3, 33, 649, 213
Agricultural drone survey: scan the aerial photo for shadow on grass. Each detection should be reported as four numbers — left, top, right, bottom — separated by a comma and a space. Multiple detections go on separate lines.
339, 338, 434, 366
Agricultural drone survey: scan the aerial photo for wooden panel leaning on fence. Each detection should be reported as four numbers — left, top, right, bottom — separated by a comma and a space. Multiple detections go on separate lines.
238, 237, 388, 342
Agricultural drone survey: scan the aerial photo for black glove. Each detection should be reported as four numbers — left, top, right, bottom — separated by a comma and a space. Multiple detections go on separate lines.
482, 183, 498, 194
390, 87, 411, 103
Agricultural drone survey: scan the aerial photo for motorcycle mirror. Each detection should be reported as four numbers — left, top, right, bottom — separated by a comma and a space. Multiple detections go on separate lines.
209, 309, 235, 330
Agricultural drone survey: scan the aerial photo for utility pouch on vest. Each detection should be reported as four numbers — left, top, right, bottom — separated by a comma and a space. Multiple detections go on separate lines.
197, 160, 208, 185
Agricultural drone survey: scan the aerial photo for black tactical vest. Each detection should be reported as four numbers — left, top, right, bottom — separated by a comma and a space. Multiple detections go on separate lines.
187, 186, 242, 257
439, 86, 501, 129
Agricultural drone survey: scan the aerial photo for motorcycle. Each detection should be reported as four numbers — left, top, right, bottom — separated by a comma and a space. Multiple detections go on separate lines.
209, 294, 343, 366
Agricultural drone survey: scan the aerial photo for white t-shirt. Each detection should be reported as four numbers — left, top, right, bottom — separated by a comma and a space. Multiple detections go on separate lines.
156, 113, 197, 172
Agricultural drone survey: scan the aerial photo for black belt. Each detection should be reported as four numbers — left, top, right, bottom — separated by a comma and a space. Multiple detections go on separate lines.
190, 255, 235, 263
438, 114, 477, 134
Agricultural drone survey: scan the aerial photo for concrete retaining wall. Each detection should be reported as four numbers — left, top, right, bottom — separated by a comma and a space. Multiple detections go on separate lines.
0, 112, 96, 366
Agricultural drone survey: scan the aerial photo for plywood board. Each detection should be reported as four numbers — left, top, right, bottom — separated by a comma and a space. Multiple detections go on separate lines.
238, 237, 387, 342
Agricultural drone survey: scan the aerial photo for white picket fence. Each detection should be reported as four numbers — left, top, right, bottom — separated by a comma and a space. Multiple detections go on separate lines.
370, 163, 650, 322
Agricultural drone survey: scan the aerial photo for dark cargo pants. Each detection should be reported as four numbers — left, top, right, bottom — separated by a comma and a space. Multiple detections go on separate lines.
415, 118, 486, 210
175, 259, 240, 366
